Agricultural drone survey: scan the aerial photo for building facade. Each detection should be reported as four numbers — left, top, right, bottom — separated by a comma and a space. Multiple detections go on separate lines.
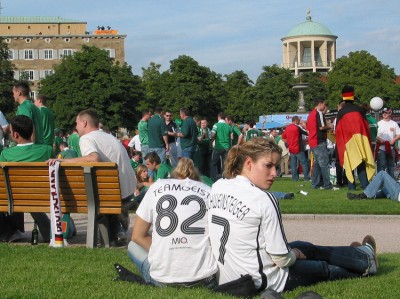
0, 16, 126, 97
281, 10, 337, 76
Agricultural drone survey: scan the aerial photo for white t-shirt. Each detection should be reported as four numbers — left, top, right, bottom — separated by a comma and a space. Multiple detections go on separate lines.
377, 120, 400, 151
208, 175, 289, 292
137, 178, 217, 284
128, 134, 141, 151
79, 130, 136, 198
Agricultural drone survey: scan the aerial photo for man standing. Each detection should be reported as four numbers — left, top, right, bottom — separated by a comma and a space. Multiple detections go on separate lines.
33, 95, 55, 148
176, 108, 198, 160
164, 110, 179, 167
148, 107, 169, 163
376, 107, 400, 178
0, 115, 53, 242
335, 86, 375, 189
138, 109, 152, 159
210, 112, 231, 182
12, 82, 44, 144
226, 115, 243, 146
244, 120, 261, 141
48, 109, 136, 246
282, 116, 310, 181
307, 99, 333, 189
197, 119, 212, 176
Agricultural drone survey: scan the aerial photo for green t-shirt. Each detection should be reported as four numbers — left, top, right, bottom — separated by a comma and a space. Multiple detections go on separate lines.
67, 133, 81, 157
54, 136, 63, 156
130, 159, 140, 172
212, 121, 231, 150
198, 127, 211, 151
148, 114, 167, 148
16, 100, 44, 144
58, 148, 78, 159
154, 163, 172, 181
245, 129, 261, 141
231, 125, 242, 146
366, 114, 378, 142
0, 143, 54, 162
38, 106, 55, 147
138, 120, 149, 146
180, 116, 198, 149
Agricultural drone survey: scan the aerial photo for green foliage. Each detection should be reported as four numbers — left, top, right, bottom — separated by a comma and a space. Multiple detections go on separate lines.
254, 65, 298, 116
223, 70, 254, 123
157, 55, 226, 118
0, 38, 16, 118
139, 62, 162, 112
327, 50, 400, 108
39, 46, 144, 130
297, 72, 328, 110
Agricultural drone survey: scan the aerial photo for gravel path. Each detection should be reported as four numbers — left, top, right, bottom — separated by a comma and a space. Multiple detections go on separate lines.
17, 213, 400, 253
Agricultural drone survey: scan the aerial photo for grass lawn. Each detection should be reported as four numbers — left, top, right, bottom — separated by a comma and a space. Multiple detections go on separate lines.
1, 244, 399, 299
270, 178, 400, 215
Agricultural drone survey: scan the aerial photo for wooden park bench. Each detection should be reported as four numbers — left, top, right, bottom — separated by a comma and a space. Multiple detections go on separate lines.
0, 162, 123, 248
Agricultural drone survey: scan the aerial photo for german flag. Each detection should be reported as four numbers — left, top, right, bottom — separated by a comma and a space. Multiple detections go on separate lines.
336, 106, 375, 183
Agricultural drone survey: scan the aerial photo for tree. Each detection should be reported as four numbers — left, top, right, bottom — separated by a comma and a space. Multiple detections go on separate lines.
157, 55, 226, 119
0, 38, 16, 118
326, 51, 400, 107
40, 46, 144, 130
223, 70, 254, 122
253, 65, 298, 118
139, 62, 162, 112
297, 72, 328, 110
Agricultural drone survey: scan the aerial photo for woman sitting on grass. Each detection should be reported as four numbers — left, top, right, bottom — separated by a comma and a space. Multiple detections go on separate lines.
133, 165, 151, 203
128, 158, 217, 288
208, 138, 378, 296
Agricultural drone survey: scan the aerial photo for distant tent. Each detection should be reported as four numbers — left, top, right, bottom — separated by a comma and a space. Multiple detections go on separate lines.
256, 121, 285, 130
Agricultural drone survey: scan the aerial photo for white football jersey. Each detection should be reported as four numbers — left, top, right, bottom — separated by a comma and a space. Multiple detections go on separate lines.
137, 178, 217, 283
208, 175, 290, 292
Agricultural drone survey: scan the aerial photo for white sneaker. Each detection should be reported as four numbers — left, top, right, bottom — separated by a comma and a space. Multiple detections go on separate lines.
8, 230, 25, 243
359, 245, 378, 275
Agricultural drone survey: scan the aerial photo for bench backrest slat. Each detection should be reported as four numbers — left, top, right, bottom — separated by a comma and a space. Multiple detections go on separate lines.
0, 162, 122, 215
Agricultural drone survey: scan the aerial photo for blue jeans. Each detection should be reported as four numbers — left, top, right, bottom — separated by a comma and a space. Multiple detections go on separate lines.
347, 162, 369, 190
285, 241, 373, 291
128, 241, 161, 286
181, 145, 195, 160
290, 151, 310, 181
311, 142, 332, 189
149, 147, 166, 164
377, 149, 396, 179
363, 170, 400, 201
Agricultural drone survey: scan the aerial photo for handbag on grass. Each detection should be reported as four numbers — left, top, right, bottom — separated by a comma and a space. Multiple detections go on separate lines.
213, 274, 257, 298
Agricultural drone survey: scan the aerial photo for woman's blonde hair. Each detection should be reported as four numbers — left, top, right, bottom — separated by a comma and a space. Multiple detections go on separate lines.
172, 158, 201, 181
136, 164, 149, 183
223, 137, 282, 179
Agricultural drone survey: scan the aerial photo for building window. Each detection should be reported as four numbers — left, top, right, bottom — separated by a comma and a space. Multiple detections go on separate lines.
64, 38, 71, 43
8, 50, 14, 60
44, 49, 53, 60
45, 38, 51, 43
5, 38, 11, 43
24, 50, 34, 60
44, 70, 54, 78
83, 38, 90, 43
30, 91, 37, 99
62, 49, 73, 58
8, 26, 11, 29
28, 26, 31, 29
21, 70, 34, 81
68, 26, 71, 29
25, 38, 32, 43
48, 26, 51, 29
105, 49, 115, 58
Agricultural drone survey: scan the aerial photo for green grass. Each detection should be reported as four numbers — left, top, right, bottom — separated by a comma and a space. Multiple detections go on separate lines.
0, 244, 399, 299
270, 178, 400, 215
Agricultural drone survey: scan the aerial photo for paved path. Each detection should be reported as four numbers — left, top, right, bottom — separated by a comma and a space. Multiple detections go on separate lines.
19, 213, 400, 253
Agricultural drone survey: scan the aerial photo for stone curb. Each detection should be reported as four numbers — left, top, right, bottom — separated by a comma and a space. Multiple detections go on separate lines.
283, 214, 400, 220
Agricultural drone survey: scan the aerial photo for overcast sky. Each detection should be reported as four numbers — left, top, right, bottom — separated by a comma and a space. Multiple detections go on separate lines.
3, 0, 400, 81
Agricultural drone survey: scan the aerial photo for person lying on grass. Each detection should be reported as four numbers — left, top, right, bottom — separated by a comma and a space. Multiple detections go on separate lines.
208, 138, 378, 296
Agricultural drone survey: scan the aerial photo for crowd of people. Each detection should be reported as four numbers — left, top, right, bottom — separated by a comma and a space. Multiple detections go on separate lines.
0, 81, 393, 296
